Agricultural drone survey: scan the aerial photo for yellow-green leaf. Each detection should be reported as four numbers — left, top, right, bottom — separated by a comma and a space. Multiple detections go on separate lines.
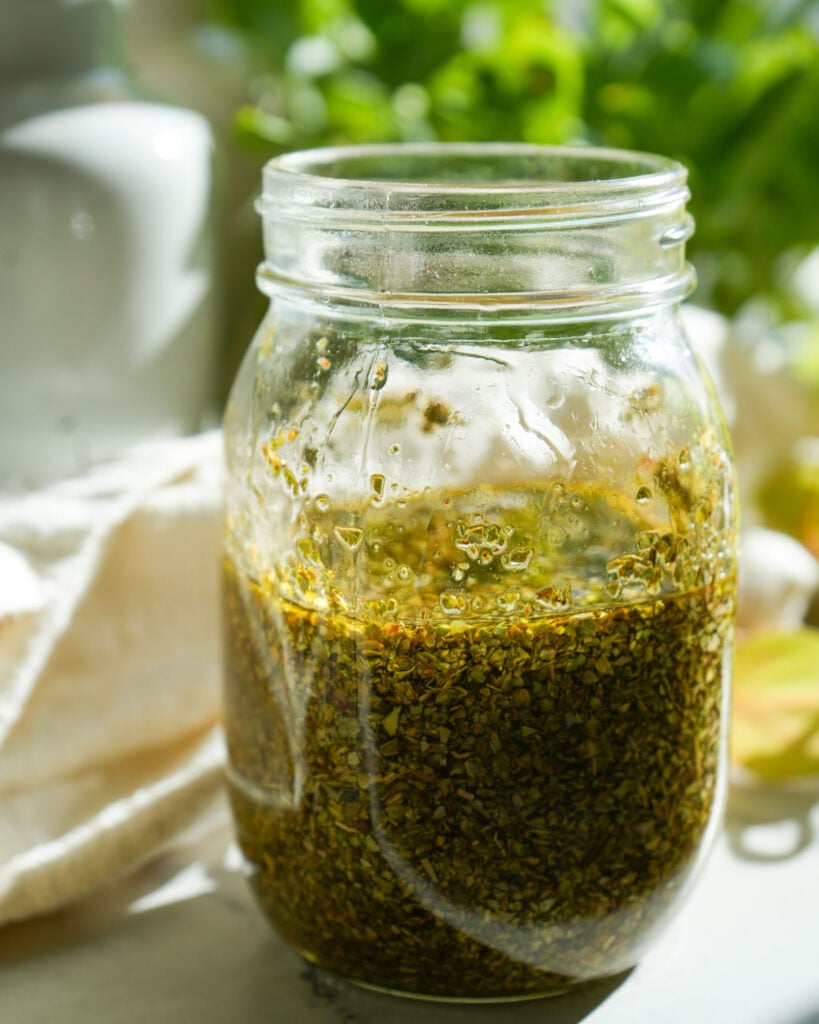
732, 628, 819, 780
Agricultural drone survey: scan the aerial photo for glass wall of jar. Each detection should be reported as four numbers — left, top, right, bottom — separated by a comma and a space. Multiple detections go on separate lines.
222, 144, 737, 1002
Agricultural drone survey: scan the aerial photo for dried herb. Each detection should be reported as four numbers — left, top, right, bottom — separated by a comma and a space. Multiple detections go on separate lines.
223, 485, 735, 1000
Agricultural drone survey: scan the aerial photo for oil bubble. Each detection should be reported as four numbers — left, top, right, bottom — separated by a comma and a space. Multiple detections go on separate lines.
440, 591, 468, 615
502, 547, 533, 571
369, 362, 388, 390
370, 474, 386, 502
333, 526, 364, 552
496, 590, 520, 612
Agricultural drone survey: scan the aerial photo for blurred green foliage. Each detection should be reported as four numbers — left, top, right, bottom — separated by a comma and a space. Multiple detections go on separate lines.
212, 0, 819, 316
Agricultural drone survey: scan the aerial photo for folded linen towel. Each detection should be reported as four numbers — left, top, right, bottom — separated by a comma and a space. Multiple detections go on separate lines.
0, 431, 225, 926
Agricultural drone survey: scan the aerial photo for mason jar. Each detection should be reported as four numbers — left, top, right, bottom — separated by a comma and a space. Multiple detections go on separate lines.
222, 144, 737, 1001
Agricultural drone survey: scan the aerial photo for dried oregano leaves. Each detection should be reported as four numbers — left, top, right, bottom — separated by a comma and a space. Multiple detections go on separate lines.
222, 483, 735, 1000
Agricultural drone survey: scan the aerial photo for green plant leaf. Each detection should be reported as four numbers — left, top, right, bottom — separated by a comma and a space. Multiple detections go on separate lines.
732, 628, 819, 780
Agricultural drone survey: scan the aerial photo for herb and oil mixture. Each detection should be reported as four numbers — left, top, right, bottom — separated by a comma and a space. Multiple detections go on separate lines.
223, 471, 735, 999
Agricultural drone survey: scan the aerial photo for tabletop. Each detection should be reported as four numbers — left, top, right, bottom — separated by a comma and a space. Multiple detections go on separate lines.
2, 782, 818, 1024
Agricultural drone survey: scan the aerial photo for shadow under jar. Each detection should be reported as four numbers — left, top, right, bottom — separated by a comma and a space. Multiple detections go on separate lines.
221, 143, 737, 1002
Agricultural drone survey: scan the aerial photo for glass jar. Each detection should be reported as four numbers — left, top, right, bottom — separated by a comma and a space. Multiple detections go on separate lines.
222, 144, 737, 1002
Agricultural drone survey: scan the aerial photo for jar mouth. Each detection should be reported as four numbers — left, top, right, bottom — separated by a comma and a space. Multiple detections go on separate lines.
257, 143, 694, 322
261, 143, 688, 224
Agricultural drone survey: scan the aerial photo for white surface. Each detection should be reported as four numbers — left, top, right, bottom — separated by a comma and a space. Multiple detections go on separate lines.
2, 783, 818, 1024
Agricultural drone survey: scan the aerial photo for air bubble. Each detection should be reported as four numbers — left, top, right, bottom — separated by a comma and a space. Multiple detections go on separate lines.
315, 494, 331, 512
635, 487, 653, 504
471, 595, 486, 612
451, 563, 469, 582
679, 446, 691, 468
570, 494, 584, 511
396, 564, 413, 581
389, 444, 401, 455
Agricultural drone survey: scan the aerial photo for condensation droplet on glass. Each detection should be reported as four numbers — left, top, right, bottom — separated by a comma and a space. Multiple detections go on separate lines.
451, 563, 469, 582
635, 487, 652, 504
396, 564, 413, 581
383, 557, 396, 571
570, 494, 584, 511
440, 591, 468, 616
370, 474, 385, 502
333, 525, 364, 552
370, 540, 382, 554
389, 444, 401, 455
315, 494, 331, 512
679, 446, 691, 468
396, 499, 407, 509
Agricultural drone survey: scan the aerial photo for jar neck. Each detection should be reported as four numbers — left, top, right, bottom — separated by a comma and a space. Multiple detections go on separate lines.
256, 143, 695, 324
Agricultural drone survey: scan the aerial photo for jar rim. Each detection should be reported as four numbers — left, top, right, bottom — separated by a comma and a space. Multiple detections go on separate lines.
258, 143, 694, 322
262, 142, 688, 220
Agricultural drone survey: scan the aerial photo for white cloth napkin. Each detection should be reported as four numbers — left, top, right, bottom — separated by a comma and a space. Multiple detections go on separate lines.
0, 431, 225, 926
